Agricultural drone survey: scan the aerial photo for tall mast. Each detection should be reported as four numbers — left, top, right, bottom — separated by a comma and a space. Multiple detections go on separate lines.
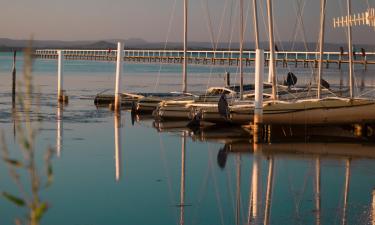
183, 0, 188, 93
266, 0, 277, 100
317, 0, 326, 99
252, 0, 259, 49
347, 0, 354, 99
239, 0, 244, 100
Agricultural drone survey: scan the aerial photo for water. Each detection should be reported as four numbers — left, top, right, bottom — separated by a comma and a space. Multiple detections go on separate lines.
0, 52, 374, 225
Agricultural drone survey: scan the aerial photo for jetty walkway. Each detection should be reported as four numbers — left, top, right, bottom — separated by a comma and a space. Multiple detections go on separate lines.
34, 49, 375, 70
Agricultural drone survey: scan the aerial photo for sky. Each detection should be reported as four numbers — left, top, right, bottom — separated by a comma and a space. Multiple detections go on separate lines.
0, 0, 374, 45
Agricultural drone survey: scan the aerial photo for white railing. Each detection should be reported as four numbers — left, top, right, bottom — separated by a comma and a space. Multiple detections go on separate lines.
35, 49, 375, 61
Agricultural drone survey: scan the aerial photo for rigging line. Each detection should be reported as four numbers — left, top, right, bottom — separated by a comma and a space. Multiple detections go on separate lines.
225, 153, 237, 219
290, 0, 301, 51
298, 1, 309, 51
243, 0, 252, 45
208, 146, 226, 225
190, 150, 212, 225
227, 0, 235, 50
259, 0, 269, 44
153, 0, 178, 92
338, 0, 349, 41
158, 133, 178, 223
201, 0, 216, 49
202, 0, 230, 98
272, 2, 285, 52
357, 88, 375, 98
215, 0, 231, 50
291, 0, 309, 52
284, 160, 303, 225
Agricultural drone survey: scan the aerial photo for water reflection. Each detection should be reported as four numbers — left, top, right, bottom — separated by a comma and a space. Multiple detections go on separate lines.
373, 189, 375, 225
248, 144, 262, 225
315, 157, 321, 225
342, 159, 351, 225
152, 123, 375, 224
56, 103, 63, 157
179, 131, 186, 225
114, 112, 122, 182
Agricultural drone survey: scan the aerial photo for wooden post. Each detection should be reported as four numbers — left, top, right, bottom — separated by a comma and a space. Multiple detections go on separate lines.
225, 71, 231, 87
114, 42, 124, 112
57, 50, 68, 103
12, 51, 16, 107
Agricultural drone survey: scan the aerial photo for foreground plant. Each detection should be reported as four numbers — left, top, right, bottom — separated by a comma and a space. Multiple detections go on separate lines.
1, 45, 54, 225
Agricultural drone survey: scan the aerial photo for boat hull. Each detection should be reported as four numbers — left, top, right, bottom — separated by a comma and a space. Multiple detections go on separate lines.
229, 99, 375, 125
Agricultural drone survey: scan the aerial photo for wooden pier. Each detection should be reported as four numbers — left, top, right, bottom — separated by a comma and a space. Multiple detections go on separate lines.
34, 49, 375, 70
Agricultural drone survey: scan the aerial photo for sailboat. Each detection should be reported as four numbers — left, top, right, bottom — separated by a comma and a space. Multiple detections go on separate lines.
154, 0, 277, 123
203, 0, 375, 126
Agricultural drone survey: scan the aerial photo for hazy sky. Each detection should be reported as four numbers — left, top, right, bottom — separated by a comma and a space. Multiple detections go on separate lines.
1, 0, 374, 44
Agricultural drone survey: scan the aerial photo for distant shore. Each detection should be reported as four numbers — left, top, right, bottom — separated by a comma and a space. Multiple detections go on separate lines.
0, 38, 374, 52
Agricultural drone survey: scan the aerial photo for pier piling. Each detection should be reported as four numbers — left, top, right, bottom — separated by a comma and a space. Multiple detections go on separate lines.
253, 49, 264, 143
57, 50, 68, 103
114, 42, 124, 112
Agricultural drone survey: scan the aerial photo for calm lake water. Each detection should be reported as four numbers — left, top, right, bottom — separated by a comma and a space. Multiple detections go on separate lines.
0, 52, 374, 225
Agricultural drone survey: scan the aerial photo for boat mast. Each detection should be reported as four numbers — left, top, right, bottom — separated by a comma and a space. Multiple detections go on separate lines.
317, 0, 326, 99
266, 0, 277, 100
252, 0, 259, 49
183, 0, 188, 93
347, 0, 354, 99
239, 0, 244, 100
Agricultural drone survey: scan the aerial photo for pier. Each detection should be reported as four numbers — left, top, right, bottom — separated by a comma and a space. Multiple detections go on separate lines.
34, 49, 375, 70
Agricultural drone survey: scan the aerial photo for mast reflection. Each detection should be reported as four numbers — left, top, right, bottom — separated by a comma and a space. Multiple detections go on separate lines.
372, 189, 375, 225
180, 131, 186, 225
248, 141, 262, 225
315, 157, 321, 225
342, 159, 351, 225
153, 125, 375, 224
